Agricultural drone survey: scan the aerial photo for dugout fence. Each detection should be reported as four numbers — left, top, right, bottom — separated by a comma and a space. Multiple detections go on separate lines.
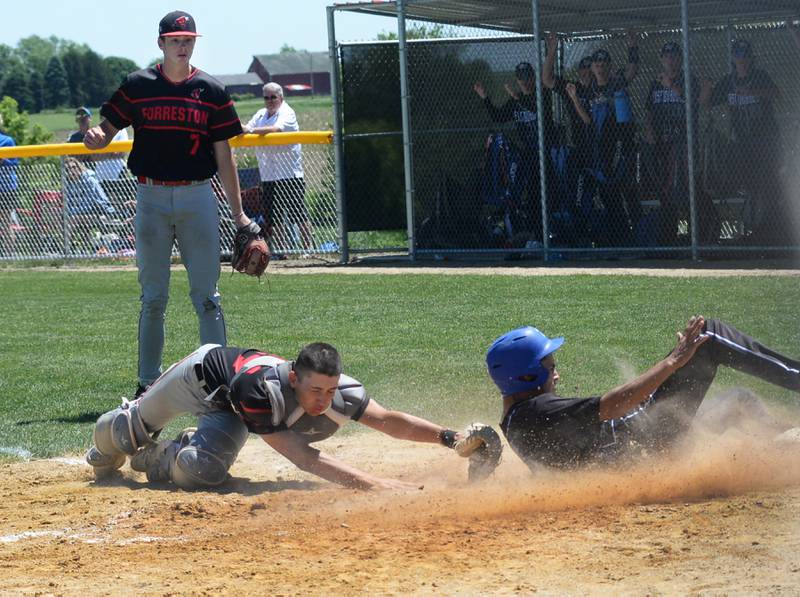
328, 1, 800, 261
0, 132, 341, 262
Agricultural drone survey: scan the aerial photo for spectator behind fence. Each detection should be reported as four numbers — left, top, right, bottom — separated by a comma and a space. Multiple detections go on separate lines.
584, 31, 640, 247
703, 38, 790, 244
0, 115, 20, 255
473, 60, 556, 244
63, 157, 116, 217
243, 82, 313, 256
642, 41, 714, 245
69, 106, 130, 183
67, 107, 93, 143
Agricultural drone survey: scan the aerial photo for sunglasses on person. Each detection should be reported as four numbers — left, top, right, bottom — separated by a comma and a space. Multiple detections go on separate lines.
264, 95, 280, 100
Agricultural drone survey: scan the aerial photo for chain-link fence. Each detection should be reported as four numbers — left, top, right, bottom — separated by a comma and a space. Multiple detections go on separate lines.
0, 135, 339, 261
332, 5, 800, 259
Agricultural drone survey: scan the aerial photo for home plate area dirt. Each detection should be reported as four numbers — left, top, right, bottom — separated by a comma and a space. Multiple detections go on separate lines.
1, 428, 800, 595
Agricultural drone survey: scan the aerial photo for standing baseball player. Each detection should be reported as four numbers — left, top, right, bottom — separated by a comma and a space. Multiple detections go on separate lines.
702, 39, 789, 245
485, 316, 799, 471
86, 342, 497, 490
583, 32, 640, 246
243, 82, 313, 256
84, 11, 253, 396
642, 41, 714, 246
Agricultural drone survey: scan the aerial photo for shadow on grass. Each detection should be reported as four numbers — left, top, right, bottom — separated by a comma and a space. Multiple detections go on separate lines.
90, 473, 322, 495
17, 411, 105, 425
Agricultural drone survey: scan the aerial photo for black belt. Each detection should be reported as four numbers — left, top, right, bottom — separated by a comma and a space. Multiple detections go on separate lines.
194, 362, 211, 394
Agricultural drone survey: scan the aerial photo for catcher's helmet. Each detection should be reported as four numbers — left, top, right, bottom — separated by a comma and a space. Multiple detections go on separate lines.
486, 326, 564, 396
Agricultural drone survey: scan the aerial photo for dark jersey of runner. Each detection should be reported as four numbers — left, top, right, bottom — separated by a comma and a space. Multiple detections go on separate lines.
202, 347, 371, 443
500, 393, 604, 469
482, 91, 555, 151
645, 73, 699, 144
100, 65, 242, 181
710, 68, 778, 143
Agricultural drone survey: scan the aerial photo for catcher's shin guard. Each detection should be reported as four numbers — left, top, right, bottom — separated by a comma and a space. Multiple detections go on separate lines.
93, 398, 159, 457
171, 426, 244, 490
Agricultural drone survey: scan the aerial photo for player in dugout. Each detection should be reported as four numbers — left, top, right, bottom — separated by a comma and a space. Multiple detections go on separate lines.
485, 316, 800, 471
86, 342, 500, 490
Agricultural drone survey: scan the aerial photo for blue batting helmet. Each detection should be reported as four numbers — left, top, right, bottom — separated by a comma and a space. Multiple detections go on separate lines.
486, 326, 564, 396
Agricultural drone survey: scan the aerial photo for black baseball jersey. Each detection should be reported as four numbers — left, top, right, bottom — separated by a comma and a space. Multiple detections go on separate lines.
645, 73, 699, 144
482, 92, 555, 151
709, 69, 778, 143
100, 64, 242, 181
501, 393, 604, 469
201, 347, 370, 442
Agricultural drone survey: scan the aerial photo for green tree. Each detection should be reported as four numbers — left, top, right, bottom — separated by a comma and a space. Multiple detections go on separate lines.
1, 61, 34, 111
44, 55, 70, 108
28, 70, 45, 113
0, 96, 52, 145
0, 44, 16, 84
376, 23, 446, 41
61, 47, 87, 107
104, 56, 138, 91
16, 35, 62, 76
82, 50, 109, 106
279, 43, 298, 53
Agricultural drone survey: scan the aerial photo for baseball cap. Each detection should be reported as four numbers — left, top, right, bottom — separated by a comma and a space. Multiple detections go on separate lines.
75, 107, 91, 118
732, 39, 751, 58
578, 56, 593, 69
514, 61, 535, 81
591, 49, 611, 63
661, 41, 681, 56
158, 10, 201, 37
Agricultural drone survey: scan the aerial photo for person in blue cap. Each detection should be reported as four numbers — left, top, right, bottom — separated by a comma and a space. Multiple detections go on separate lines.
486, 316, 800, 471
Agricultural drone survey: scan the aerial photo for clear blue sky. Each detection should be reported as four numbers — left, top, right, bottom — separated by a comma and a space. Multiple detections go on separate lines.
0, 1, 397, 74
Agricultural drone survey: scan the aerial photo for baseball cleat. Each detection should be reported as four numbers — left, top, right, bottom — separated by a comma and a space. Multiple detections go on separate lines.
130, 440, 177, 482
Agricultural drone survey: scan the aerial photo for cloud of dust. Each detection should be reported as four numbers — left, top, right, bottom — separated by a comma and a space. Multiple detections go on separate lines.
370, 387, 800, 524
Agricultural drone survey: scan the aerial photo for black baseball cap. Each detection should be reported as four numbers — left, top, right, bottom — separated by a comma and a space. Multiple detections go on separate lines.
578, 56, 593, 69
514, 61, 535, 81
591, 49, 611, 63
732, 39, 751, 58
159, 10, 201, 37
661, 41, 681, 56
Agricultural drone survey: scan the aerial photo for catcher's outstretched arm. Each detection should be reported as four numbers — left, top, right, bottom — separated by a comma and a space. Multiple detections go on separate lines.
357, 399, 461, 444
260, 430, 419, 491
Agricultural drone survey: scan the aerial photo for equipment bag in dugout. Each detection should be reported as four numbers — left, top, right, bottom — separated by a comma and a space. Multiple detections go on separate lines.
231, 222, 271, 277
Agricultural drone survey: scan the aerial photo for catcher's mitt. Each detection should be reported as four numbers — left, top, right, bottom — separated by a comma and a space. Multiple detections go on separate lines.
232, 221, 270, 277
454, 423, 503, 482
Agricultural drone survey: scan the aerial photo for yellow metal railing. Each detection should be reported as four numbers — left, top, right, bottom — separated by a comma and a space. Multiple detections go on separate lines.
0, 131, 333, 159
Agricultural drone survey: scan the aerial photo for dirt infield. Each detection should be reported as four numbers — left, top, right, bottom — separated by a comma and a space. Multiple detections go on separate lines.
2, 424, 800, 595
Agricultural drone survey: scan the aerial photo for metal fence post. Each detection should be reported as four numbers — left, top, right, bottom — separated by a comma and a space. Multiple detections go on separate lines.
327, 6, 349, 264
531, 0, 550, 258
398, 0, 417, 260
681, 0, 699, 260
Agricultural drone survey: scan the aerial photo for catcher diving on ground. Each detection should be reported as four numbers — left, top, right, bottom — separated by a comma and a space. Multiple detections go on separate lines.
86, 342, 501, 490
485, 316, 800, 471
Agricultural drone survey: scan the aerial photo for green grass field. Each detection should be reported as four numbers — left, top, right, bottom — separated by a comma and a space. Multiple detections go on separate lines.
0, 270, 798, 459
28, 95, 333, 141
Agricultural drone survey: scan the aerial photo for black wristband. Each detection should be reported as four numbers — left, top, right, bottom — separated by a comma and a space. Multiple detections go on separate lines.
439, 429, 458, 449
628, 46, 640, 64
